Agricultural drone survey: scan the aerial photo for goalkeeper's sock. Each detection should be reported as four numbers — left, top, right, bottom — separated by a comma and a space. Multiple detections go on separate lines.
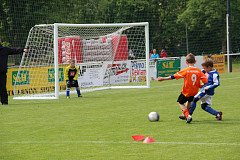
66, 88, 70, 97
76, 87, 81, 96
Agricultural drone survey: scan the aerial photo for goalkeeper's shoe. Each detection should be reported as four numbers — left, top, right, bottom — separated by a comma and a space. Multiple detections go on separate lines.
186, 115, 192, 124
179, 114, 186, 120
216, 111, 222, 121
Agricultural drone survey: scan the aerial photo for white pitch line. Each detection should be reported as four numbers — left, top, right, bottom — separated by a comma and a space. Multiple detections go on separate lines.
153, 141, 240, 146
1, 141, 240, 146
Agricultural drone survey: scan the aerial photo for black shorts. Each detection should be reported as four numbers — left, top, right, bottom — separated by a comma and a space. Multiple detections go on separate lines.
67, 80, 79, 88
177, 93, 194, 104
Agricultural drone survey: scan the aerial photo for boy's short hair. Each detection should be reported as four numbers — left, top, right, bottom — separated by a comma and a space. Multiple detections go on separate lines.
186, 53, 196, 63
202, 59, 214, 67
70, 59, 75, 63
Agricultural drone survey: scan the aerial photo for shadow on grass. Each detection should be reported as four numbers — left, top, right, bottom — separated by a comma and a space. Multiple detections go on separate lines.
190, 118, 240, 125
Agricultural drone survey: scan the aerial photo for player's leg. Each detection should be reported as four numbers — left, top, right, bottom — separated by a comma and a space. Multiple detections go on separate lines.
189, 91, 206, 115
73, 80, 82, 97
76, 87, 82, 97
0, 73, 8, 105
179, 100, 191, 120
178, 103, 191, 120
201, 95, 222, 120
177, 94, 192, 123
0, 74, 3, 104
0, 75, 4, 104
66, 80, 71, 98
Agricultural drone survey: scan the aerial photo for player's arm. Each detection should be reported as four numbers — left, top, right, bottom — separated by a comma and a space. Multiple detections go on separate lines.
200, 71, 208, 87
64, 67, 69, 81
199, 83, 205, 88
6, 47, 28, 55
205, 73, 219, 90
157, 75, 174, 81
172, 68, 186, 80
201, 69, 206, 74
73, 67, 79, 80
158, 68, 187, 81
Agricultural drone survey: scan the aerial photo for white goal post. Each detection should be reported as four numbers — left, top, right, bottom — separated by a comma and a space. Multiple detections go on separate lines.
13, 22, 150, 100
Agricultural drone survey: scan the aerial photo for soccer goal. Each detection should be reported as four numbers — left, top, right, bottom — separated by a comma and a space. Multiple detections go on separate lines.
13, 22, 150, 99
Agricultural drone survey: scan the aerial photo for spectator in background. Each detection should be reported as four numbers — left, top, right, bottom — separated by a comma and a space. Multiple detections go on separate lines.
160, 49, 168, 58
0, 44, 28, 105
150, 49, 159, 60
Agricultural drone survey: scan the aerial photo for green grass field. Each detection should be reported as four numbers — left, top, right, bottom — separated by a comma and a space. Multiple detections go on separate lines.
1, 72, 240, 160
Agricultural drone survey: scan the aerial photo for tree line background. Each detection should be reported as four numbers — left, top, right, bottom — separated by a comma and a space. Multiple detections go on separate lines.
1, 0, 240, 58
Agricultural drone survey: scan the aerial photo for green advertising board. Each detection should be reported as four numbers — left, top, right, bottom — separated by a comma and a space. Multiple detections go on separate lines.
156, 58, 180, 77
48, 68, 64, 82
12, 70, 30, 85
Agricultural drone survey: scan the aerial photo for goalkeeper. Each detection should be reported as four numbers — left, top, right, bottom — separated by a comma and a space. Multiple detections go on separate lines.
64, 60, 82, 98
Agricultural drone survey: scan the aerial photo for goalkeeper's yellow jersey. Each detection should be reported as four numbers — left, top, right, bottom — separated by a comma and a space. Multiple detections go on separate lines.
64, 65, 79, 81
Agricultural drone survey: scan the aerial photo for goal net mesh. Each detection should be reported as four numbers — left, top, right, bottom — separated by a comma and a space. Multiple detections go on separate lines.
13, 23, 149, 99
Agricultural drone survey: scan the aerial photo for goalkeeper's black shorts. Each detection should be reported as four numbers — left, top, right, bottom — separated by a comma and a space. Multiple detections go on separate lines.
66, 80, 79, 88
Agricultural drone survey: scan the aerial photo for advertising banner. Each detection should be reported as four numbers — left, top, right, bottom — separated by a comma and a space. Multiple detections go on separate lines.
156, 58, 180, 77
131, 60, 146, 82
181, 56, 204, 70
103, 61, 131, 85
149, 60, 156, 80
204, 54, 225, 73
7, 66, 65, 96
78, 63, 104, 88
78, 60, 132, 88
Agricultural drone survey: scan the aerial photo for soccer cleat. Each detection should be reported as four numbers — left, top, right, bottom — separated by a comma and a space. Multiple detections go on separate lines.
186, 115, 192, 124
66, 96, 70, 99
216, 111, 222, 121
2, 103, 8, 105
78, 95, 82, 97
179, 114, 186, 120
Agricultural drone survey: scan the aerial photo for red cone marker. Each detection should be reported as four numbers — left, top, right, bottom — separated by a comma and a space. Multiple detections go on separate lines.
132, 135, 145, 141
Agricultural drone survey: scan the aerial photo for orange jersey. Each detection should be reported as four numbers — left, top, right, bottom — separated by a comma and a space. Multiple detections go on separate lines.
174, 66, 208, 97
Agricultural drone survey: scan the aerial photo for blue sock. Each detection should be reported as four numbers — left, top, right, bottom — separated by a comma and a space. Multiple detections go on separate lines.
204, 106, 218, 116
189, 102, 196, 115
76, 87, 81, 96
66, 88, 70, 97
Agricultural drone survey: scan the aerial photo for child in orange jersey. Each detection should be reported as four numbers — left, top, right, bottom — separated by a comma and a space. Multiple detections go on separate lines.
157, 53, 208, 123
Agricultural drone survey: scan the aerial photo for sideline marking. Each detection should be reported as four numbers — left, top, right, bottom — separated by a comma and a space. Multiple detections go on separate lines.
1, 140, 240, 146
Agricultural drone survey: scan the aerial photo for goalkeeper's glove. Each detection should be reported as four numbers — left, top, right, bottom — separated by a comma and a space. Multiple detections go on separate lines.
72, 80, 78, 87
66, 80, 71, 88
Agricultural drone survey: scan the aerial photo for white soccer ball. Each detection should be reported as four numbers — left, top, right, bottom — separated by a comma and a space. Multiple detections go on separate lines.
148, 112, 160, 122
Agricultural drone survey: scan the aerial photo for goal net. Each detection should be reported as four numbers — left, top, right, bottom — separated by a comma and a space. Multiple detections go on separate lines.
13, 22, 150, 99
